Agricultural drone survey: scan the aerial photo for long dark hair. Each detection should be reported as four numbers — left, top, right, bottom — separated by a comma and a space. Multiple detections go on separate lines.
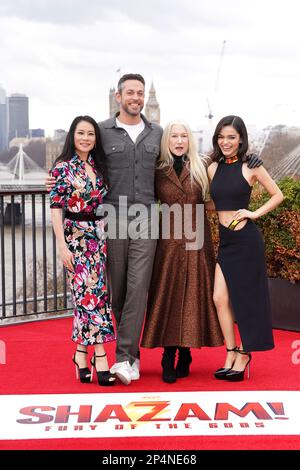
54, 115, 107, 183
210, 115, 249, 162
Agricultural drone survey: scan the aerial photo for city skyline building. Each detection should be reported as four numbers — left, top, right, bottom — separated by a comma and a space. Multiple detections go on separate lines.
54, 129, 67, 142
45, 129, 67, 170
8, 93, 29, 144
0, 84, 8, 151
30, 128, 45, 138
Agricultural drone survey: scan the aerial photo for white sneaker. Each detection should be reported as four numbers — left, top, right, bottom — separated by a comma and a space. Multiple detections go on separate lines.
130, 359, 140, 380
110, 361, 132, 385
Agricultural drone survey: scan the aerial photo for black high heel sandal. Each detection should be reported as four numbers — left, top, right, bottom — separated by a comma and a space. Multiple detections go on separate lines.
90, 353, 116, 386
214, 346, 239, 380
176, 347, 192, 378
225, 349, 252, 382
72, 349, 92, 383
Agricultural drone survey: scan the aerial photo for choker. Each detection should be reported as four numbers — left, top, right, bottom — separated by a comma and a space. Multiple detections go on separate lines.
224, 155, 239, 164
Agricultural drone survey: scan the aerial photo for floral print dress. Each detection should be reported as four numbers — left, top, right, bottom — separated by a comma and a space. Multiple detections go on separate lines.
49, 154, 115, 346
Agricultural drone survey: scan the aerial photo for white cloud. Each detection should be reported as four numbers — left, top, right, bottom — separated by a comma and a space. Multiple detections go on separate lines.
0, 0, 300, 136
0, 0, 242, 28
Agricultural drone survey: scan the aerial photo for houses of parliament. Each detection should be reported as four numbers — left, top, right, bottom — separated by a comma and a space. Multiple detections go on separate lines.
109, 81, 160, 124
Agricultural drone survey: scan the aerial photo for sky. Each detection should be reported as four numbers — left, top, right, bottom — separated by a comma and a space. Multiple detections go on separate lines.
1, 0, 300, 137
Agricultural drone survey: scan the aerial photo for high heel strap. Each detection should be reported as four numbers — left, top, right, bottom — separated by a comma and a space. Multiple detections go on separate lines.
90, 353, 115, 386
90, 353, 106, 366
238, 350, 252, 376
237, 349, 252, 357
225, 349, 252, 382
226, 346, 239, 352
72, 350, 92, 383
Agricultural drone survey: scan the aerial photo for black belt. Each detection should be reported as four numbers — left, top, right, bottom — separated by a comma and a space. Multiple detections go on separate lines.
65, 211, 105, 221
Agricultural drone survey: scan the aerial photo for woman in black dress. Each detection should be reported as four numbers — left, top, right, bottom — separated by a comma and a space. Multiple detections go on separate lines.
208, 115, 283, 381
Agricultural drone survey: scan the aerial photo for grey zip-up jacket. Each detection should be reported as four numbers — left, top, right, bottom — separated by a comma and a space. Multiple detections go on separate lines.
99, 113, 163, 207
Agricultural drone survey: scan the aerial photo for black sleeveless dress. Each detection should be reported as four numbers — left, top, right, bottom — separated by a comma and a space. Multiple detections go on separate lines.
210, 159, 274, 351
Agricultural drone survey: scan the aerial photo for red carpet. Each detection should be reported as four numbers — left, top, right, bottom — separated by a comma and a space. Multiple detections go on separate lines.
0, 317, 299, 450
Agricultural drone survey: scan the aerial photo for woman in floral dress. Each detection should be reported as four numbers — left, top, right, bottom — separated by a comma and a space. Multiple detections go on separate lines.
50, 115, 116, 386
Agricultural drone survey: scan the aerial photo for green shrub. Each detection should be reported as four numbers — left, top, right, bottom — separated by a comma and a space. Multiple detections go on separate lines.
250, 177, 300, 282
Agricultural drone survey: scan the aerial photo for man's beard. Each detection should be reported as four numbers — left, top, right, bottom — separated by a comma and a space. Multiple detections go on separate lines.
122, 102, 144, 116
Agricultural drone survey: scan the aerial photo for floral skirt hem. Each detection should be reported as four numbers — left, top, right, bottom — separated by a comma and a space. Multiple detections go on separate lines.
72, 335, 116, 346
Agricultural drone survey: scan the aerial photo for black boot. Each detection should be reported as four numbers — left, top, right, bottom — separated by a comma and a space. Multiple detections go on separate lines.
161, 347, 177, 383
176, 347, 192, 378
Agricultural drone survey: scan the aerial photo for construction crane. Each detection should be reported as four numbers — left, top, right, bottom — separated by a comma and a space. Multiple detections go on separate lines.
206, 40, 226, 121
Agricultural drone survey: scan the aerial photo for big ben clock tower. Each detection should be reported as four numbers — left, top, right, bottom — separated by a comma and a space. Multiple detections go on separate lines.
145, 81, 160, 124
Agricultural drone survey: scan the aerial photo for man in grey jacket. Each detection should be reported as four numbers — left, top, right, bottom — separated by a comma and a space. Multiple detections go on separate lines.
100, 74, 163, 384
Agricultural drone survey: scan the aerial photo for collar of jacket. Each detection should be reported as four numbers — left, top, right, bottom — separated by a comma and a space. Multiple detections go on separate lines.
161, 162, 190, 192
103, 112, 153, 129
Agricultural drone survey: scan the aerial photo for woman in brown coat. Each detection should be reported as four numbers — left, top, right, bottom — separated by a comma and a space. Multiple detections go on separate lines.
141, 120, 223, 383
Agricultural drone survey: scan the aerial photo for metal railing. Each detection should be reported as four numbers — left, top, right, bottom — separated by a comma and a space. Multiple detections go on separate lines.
0, 188, 71, 322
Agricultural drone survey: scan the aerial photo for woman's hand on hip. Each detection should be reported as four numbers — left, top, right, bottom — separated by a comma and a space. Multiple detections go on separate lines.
233, 209, 257, 221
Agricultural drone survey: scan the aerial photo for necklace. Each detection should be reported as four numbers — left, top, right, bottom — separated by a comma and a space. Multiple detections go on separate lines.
224, 155, 239, 164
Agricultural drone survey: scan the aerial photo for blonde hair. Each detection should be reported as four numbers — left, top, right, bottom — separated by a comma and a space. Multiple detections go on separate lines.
158, 120, 210, 200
